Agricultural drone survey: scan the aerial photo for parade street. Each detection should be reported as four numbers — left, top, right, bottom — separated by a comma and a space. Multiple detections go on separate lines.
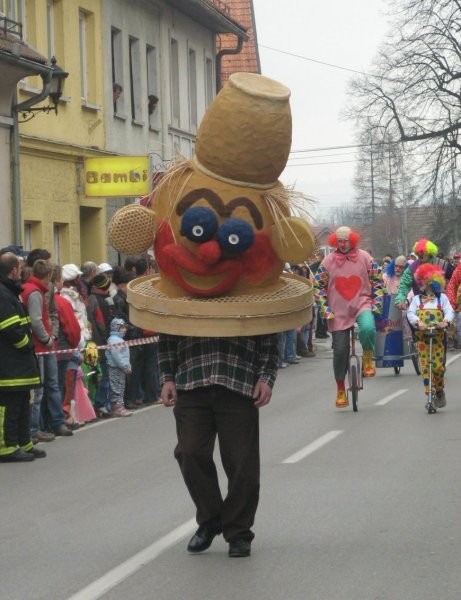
2, 340, 461, 600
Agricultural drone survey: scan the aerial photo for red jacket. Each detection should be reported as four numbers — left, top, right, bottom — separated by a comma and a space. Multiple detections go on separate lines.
21, 275, 52, 353
55, 294, 81, 349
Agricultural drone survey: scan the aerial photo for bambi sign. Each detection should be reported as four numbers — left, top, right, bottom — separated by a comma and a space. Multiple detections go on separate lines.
85, 156, 150, 197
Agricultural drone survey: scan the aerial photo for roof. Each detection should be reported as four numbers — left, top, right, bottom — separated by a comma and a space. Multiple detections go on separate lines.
217, 0, 260, 84
165, 0, 247, 37
0, 17, 48, 65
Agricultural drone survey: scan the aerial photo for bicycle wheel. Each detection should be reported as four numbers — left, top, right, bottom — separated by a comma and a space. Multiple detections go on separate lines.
351, 365, 359, 412
408, 339, 421, 375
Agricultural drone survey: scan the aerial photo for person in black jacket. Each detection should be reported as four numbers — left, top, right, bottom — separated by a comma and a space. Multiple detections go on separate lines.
0, 251, 43, 462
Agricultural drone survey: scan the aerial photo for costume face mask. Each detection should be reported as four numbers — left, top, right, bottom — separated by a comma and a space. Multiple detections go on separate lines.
108, 73, 315, 335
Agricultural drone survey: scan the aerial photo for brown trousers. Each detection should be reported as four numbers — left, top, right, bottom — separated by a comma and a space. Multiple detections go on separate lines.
173, 385, 260, 542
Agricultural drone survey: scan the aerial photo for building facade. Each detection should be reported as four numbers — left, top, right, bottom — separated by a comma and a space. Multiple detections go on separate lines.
2, 0, 249, 264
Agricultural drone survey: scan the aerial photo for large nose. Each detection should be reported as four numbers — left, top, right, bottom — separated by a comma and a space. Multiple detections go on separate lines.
197, 240, 222, 264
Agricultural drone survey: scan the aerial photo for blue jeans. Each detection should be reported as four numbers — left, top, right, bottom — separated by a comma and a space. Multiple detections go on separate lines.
31, 354, 65, 434
94, 361, 111, 411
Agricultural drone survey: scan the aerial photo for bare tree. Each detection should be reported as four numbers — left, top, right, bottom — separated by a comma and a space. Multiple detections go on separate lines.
348, 0, 461, 193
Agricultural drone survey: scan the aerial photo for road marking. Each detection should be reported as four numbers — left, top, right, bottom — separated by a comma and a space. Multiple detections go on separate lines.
282, 430, 343, 464
446, 353, 461, 366
67, 518, 197, 600
375, 389, 408, 406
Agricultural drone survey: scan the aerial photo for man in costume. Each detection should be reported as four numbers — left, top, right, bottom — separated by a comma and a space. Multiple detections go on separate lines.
395, 238, 454, 310
108, 73, 315, 557
314, 226, 383, 408
407, 264, 454, 408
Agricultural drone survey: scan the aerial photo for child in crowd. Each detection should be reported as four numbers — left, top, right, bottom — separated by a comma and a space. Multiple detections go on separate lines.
106, 317, 133, 417
407, 264, 455, 408
81, 341, 101, 406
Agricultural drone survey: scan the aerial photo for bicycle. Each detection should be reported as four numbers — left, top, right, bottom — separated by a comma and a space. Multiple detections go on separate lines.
346, 325, 363, 412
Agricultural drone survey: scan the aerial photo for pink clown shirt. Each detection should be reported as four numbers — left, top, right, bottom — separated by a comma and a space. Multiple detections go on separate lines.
314, 249, 383, 332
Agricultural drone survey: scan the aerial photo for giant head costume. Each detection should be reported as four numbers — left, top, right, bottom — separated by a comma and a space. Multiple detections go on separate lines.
108, 73, 315, 335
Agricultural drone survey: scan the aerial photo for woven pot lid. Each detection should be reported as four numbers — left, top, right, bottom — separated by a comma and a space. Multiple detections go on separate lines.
127, 273, 313, 336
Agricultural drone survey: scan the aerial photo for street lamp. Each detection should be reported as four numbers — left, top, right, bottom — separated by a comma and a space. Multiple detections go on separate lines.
17, 56, 68, 120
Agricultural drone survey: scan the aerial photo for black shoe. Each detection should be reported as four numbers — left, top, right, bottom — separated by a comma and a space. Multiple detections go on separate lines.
315, 333, 329, 339
187, 519, 222, 553
0, 449, 35, 462
53, 425, 73, 437
26, 447, 46, 458
228, 537, 252, 558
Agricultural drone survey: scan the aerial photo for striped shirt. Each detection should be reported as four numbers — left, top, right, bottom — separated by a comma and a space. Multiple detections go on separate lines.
158, 334, 279, 399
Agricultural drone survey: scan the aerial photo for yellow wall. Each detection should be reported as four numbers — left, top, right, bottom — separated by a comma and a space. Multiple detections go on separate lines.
16, 0, 107, 263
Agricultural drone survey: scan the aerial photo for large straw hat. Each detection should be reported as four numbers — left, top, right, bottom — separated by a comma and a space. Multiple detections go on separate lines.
194, 72, 292, 188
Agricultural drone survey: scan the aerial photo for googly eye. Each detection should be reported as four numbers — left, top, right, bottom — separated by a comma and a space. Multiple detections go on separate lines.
181, 206, 218, 243
192, 225, 204, 237
217, 218, 254, 254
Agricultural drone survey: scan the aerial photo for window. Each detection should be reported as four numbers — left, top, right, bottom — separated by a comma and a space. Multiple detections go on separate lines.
53, 223, 69, 264
111, 27, 124, 114
46, 0, 54, 58
170, 38, 180, 126
188, 48, 197, 129
0, 0, 23, 21
79, 9, 96, 105
79, 10, 88, 101
205, 57, 214, 107
146, 44, 159, 128
129, 36, 141, 121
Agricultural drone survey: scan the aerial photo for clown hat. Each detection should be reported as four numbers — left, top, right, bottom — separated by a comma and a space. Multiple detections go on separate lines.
415, 263, 445, 293
194, 72, 292, 188
413, 238, 438, 256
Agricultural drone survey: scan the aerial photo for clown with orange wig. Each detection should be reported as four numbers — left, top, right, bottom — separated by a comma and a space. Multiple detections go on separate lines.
407, 264, 455, 408
314, 226, 383, 408
395, 238, 454, 309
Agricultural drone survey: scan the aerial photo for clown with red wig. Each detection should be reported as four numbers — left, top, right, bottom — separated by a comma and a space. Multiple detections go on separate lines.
314, 226, 383, 408
395, 238, 454, 309
407, 264, 455, 408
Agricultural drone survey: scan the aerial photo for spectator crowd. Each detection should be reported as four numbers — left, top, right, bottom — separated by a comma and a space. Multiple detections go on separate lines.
0, 247, 160, 462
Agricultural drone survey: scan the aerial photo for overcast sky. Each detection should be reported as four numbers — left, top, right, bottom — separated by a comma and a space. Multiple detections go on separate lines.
252, 0, 390, 221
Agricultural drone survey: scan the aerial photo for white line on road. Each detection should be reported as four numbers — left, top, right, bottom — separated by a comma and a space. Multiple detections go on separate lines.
375, 389, 408, 406
446, 353, 461, 366
282, 430, 343, 464
67, 518, 197, 600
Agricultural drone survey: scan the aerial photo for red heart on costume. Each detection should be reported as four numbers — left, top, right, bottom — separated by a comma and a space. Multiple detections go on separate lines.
335, 275, 361, 300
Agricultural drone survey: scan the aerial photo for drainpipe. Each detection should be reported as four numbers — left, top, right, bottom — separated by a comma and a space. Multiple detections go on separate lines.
216, 34, 244, 91
11, 68, 52, 245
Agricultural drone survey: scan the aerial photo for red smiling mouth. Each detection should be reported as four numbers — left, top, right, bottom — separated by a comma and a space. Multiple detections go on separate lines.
161, 243, 243, 296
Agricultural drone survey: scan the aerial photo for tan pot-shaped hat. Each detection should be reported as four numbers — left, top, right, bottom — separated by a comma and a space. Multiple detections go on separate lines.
194, 72, 292, 188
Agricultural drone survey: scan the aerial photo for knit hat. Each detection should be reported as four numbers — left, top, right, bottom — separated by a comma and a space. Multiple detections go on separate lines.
98, 262, 113, 273
91, 273, 111, 290
415, 263, 445, 294
413, 238, 438, 256
62, 263, 83, 281
110, 317, 127, 332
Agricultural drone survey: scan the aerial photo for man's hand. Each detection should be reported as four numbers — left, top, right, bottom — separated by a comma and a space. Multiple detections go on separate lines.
396, 302, 408, 310
253, 380, 272, 408
161, 381, 177, 407
437, 321, 449, 329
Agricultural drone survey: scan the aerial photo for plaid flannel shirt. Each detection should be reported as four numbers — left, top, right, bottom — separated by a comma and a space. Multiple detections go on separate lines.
158, 334, 279, 399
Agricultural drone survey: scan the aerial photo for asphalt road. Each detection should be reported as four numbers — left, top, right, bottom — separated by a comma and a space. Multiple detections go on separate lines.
2, 339, 461, 600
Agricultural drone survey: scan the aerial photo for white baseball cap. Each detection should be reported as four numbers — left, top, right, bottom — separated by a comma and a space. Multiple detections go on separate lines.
62, 263, 83, 281
98, 262, 113, 273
